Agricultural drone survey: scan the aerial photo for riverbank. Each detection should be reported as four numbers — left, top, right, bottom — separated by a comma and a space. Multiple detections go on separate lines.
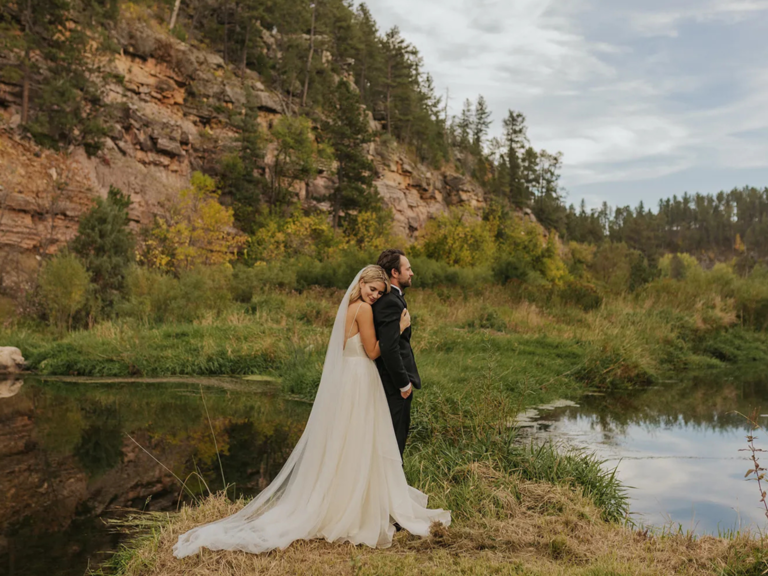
7, 285, 768, 396
95, 490, 768, 576
7, 287, 768, 575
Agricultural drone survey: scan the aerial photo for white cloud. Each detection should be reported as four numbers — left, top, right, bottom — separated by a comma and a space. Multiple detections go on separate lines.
362, 0, 768, 207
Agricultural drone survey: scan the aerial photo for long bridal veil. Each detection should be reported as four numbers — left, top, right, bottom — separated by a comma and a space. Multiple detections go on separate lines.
173, 270, 366, 557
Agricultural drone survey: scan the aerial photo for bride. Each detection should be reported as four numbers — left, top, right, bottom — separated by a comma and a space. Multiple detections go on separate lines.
173, 265, 451, 558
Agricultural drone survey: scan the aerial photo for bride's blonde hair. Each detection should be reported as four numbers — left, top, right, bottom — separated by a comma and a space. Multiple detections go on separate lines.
349, 265, 391, 303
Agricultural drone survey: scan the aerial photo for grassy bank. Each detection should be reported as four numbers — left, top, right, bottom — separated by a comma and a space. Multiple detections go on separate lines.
8, 285, 767, 392
7, 286, 768, 575
96, 487, 768, 576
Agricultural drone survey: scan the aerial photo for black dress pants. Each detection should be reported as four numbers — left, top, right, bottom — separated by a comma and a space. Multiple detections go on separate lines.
387, 391, 412, 459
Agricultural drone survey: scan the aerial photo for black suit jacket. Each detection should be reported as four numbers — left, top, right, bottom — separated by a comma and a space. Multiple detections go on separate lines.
372, 288, 421, 397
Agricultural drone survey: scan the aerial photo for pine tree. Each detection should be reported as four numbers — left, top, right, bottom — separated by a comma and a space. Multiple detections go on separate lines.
531, 150, 567, 234
219, 87, 267, 234
322, 79, 376, 229
456, 99, 473, 150
502, 110, 529, 207
353, 4, 383, 108
471, 95, 492, 153
381, 27, 418, 137
70, 186, 135, 309
1, 0, 106, 152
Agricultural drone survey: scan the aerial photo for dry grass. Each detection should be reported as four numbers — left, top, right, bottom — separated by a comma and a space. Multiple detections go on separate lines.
103, 465, 768, 576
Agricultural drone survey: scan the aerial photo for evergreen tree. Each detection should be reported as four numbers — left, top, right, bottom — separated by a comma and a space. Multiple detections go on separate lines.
270, 115, 329, 205
1, 0, 107, 153
530, 149, 567, 235
70, 186, 135, 309
219, 87, 267, 235
322, 79, 376, 229
471, 95, 492, 152
353, 3, 383, 109
502, 110, 529, 207
456, 99, 473, 150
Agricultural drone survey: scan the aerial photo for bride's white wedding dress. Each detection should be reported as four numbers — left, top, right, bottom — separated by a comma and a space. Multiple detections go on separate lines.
173, 270, 450, 558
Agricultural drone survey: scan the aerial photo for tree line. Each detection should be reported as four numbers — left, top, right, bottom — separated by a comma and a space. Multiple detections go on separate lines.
565, 188, 768, 264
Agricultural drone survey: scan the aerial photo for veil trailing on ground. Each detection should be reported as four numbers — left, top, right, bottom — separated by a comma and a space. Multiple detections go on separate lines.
173, 270, 365, 557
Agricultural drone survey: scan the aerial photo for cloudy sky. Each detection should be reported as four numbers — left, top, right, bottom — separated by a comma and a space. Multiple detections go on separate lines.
363, 0, 768, 210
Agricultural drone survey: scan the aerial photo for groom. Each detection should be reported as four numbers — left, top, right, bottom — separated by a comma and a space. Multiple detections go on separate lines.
373, 249, 421, 458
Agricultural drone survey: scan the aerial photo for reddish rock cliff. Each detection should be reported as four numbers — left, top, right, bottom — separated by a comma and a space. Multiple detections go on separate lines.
0, 17, 488, 279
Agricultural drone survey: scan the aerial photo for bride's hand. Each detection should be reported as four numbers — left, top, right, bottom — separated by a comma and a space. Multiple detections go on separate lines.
399, 309, 411, 334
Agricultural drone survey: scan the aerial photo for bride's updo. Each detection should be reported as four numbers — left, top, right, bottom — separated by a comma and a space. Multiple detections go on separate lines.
349, 265, 391, 303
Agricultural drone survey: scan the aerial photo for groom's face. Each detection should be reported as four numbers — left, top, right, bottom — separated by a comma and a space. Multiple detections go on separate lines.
395, 256, 414, 288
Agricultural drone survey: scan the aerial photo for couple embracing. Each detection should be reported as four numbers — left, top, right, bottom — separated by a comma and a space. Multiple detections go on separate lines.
173, 249, 451, 558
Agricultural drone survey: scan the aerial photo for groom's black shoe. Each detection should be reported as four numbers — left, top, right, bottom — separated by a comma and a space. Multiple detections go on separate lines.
393, 522, 403, 532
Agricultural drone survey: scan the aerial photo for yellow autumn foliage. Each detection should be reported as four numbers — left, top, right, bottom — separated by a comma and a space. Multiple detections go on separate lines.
248, 212, 348, 262
138, 172, 245, 273
417, 208, 497, 267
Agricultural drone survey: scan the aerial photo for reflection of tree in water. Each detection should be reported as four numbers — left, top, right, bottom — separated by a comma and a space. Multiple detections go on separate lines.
1, 379, 311, 576
556, 368, 768, 436
73, 405, 123, 478
2, 515, 120, 576
195, 418, 304, 499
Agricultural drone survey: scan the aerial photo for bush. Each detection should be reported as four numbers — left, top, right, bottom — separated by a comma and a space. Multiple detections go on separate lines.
137, 172, 245, 273
735, 265, 768, 330
119, 267, 180, 324
248, 213, 348, 263
463, 307, 507, 332
493, 255, 530, 285
557, 280, 603, 311
294, 250, 372, 290
658, 252, 702, 281
120, 266, 232, 324
230, 265, 257, 303
417, 209, 496, 267
38, 253, 92, 330
589, 242, 651, 294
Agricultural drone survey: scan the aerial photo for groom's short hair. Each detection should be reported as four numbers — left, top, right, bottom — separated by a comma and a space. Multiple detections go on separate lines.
377, 249, 405, 279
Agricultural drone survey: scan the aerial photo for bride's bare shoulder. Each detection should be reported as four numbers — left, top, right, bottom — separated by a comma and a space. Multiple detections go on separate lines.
347, 301, 371, 315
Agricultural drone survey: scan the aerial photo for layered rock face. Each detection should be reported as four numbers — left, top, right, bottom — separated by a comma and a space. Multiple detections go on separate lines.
0, 17, 488, 274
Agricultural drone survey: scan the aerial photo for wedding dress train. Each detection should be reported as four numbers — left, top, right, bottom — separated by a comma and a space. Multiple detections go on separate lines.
173, 271, 450, 558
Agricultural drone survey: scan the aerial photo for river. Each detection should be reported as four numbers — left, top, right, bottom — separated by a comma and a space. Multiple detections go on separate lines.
3, 369, 767, 575
516, 368, 768, 535
0, 376, 310, 576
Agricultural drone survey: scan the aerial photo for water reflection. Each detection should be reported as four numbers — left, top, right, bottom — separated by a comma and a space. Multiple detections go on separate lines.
0, 377, 310, 576
521, 368, 768, 535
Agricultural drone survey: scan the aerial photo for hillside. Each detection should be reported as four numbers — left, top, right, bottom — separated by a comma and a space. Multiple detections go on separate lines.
0, 12, 493, 275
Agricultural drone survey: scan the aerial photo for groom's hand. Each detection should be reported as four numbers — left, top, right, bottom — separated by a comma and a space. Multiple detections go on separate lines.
401, 385, 412, 399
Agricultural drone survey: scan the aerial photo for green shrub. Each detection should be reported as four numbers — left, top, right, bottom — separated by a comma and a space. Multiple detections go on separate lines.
38, 253, 92, 330
464, 307, 507, 332
177, 266, 233, 319
120, 266, 232, 323
557, 280, 603, 311
119, 267, 180, 324
293, 250, 372, 290
735, 265, 768, 330
230, 265, 257, 303
493, 255, 530, 285
280, 345, 323, 398
417, 208, 496, 267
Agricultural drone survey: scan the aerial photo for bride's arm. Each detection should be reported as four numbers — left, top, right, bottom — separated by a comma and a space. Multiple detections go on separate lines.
358, 305, 410, 360
356, 304, 381, 359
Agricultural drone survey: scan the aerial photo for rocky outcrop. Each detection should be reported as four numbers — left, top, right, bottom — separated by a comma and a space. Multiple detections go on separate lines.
0, 347, 25, 373
0, 15, 489, 269
371, 144, 486, 236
